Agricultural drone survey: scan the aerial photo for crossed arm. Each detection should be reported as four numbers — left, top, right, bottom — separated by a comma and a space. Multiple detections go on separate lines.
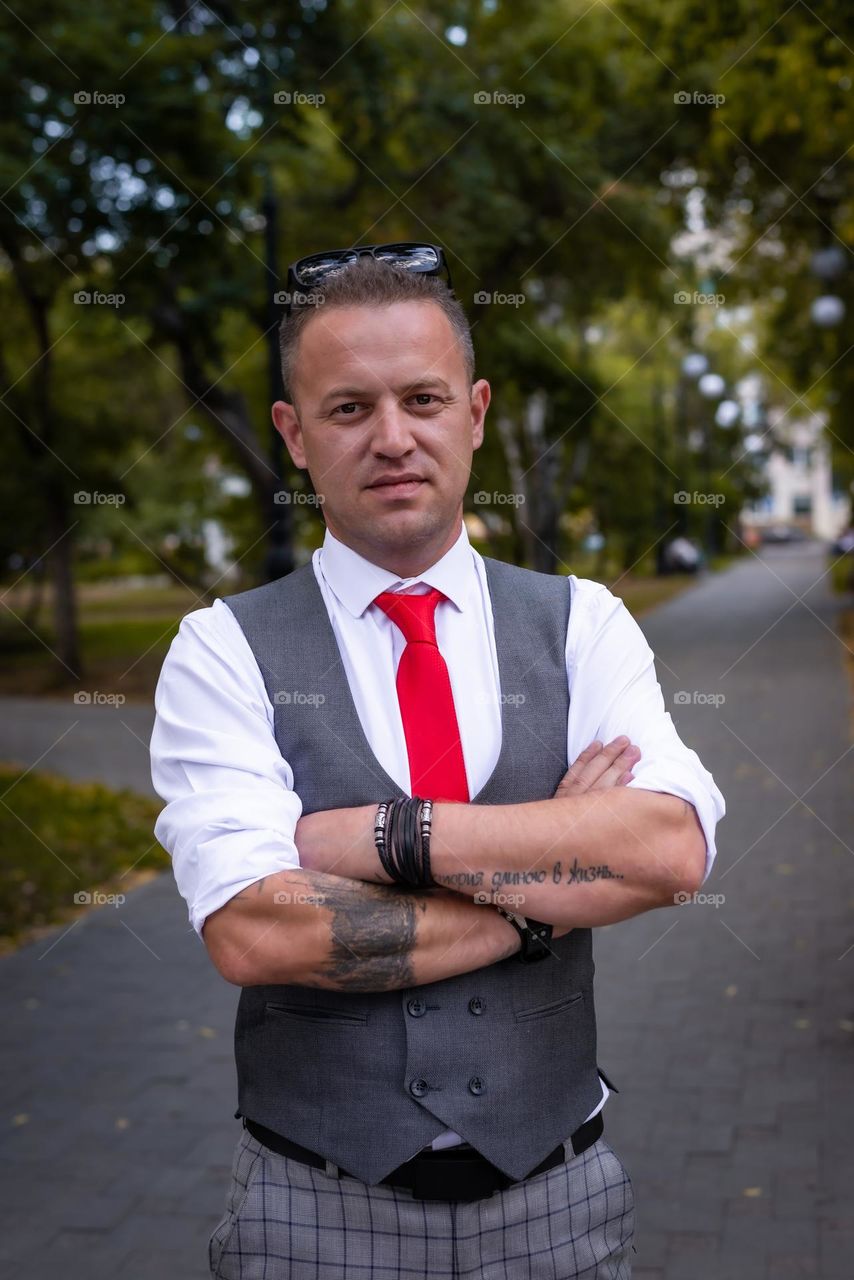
297, 770, 705, 927
203, 737, 707, 990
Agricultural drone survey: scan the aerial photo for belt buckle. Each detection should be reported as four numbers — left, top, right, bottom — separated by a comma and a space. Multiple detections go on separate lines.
410, 1153, 501, 1202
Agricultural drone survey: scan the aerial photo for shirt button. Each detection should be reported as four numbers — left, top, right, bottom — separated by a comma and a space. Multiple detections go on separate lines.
409, 1078, 429, 1098
468, 1076, 486, 1096
406, 998, 427, 1017
468, 997, 485, 1016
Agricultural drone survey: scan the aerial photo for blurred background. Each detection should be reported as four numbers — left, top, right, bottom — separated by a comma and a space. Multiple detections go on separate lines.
1, 3, 852, 1279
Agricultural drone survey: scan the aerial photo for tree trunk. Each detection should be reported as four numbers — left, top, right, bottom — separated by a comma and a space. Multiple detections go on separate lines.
45, 476, 81, 680
523, 391, 562, 574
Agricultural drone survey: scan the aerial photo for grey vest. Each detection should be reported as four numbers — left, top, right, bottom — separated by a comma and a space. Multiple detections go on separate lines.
222, 556, 605, 1185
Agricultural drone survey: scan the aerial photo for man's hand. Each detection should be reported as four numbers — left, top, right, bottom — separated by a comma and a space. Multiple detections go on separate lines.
554, 735, 641, 798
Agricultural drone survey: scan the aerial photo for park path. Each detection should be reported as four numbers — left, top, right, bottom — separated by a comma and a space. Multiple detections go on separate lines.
0, 692, 157, 794
0, 540, 851, 1279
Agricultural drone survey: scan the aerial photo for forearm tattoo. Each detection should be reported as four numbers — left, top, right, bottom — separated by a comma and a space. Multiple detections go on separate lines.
433, 870, 484, 889
435, 862, 626, 892
321, 876, 423, 991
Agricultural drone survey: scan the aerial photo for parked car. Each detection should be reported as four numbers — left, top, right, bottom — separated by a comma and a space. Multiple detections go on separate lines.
661, 536, 704, 574
760, 523, 808, 544
830, 526, 854, 556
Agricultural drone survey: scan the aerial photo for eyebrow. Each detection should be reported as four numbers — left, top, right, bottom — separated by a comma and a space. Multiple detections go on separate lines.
319, 377, 453, 404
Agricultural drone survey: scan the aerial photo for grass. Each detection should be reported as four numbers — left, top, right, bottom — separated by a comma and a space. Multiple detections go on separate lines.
607, 574, 701, 617
0, 766, 167, 953
0, 581, 198, 700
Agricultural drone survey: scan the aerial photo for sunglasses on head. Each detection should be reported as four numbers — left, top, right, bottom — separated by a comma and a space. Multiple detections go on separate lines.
282, 242, 454, 313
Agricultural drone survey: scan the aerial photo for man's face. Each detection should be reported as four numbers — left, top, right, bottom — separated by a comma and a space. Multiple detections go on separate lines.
272, 300, 490, 570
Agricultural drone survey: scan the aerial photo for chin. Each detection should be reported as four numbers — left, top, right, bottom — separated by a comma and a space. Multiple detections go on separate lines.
362, 502, 448, 544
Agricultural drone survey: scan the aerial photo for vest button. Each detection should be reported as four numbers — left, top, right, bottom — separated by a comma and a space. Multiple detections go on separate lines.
468, 1076, 486, 1096
406, 998, 427, 1017
468, 997, 485, 1016
409, 1078, 429, 1098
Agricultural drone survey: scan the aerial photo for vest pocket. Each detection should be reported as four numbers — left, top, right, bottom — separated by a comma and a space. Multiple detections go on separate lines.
265, 1001, 368, 1025
514, 990, 583, 1021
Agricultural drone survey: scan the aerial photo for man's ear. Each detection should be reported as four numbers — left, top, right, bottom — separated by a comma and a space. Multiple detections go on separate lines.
272, 400, 307, 469
470, 378, 490, 451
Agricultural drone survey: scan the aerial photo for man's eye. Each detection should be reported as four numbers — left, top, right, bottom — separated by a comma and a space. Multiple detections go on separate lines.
333, 402, 361, 415
412, 394, 436, 406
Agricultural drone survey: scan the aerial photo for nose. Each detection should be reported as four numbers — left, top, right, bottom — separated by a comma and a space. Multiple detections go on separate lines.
369, 398, 417, 458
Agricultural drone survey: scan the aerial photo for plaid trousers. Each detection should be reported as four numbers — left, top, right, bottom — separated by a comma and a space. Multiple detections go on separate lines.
208, 1125, 635, 1279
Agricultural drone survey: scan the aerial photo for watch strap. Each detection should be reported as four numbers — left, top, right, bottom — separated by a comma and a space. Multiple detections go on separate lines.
495, 907, 554, 962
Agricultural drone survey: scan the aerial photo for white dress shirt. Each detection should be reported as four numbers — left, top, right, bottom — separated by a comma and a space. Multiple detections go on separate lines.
151, 522, 725, 1149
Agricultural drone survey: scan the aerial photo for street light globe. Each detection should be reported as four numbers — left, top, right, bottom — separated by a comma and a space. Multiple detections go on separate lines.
715, 398, 740, 428
698, 372, 726, 399
810, 295, 845, 327
682, 353, 709, 378
810, 246, 846, 281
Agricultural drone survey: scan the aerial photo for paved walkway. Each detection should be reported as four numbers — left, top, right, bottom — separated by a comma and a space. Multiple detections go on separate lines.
0, 694, 157, 795
0, 541, 851, 1279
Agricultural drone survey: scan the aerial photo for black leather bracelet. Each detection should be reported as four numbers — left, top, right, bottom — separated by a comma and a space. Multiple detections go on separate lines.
374, 797, 436, 889
495, 908, 554, 963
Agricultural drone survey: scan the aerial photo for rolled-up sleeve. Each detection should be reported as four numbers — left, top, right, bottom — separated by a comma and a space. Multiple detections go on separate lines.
150, 598, 303, 939
566, 578, 725, 884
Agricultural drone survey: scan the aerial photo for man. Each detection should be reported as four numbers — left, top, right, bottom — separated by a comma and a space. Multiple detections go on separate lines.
150, 243, 725, 1279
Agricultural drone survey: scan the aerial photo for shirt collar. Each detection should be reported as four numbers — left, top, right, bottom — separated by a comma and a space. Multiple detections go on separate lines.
317, 523, 476, 618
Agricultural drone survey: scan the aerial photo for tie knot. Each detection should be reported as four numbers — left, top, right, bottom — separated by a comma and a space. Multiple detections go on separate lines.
373, 587, 445, 645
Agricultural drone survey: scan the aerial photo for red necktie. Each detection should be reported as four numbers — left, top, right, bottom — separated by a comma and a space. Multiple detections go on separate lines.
373, 587, 470, 803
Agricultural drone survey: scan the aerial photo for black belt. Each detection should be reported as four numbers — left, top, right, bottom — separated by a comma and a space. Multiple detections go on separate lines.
243, 1110, 604, 1202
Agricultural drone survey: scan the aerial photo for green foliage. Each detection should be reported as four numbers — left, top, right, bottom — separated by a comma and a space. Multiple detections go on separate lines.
0, 766, 166, 945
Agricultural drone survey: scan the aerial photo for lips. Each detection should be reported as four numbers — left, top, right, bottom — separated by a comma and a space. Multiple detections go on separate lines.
367, 474, 425, 488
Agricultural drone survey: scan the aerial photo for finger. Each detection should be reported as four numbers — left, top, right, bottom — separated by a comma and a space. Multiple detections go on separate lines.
595, 745, 641, 789
559, 741, 602, 789
576, 737, 637, 788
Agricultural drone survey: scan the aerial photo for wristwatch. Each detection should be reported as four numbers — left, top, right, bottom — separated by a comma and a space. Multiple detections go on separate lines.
495, 907, 554, 963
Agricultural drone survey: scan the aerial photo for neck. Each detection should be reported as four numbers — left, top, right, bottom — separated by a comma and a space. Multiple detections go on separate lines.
326, 518, 463, 579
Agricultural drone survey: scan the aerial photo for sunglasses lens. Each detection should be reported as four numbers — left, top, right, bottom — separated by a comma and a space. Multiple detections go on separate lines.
294, 250, 359, 285
287, 244, 447, 305
373, 244, 441, 271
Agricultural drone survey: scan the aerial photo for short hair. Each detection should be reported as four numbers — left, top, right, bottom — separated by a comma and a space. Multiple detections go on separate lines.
278, 255, 475, 404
